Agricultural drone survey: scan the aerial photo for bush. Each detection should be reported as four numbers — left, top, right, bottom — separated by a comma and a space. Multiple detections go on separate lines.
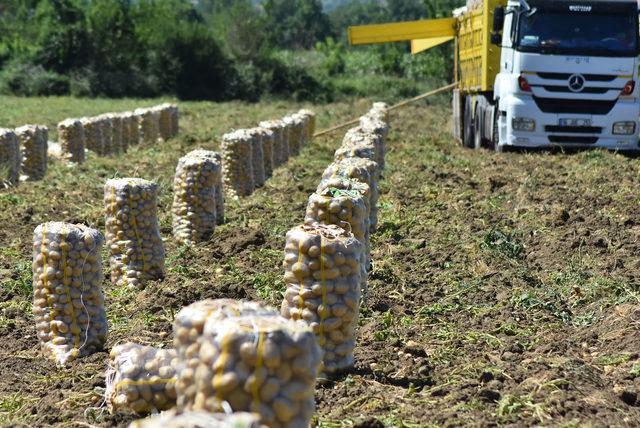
0, 61, 69, 96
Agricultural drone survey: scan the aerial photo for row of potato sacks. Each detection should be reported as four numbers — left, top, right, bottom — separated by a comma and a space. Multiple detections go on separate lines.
281, 102, 390, 374
0, 125, 48, 188
106, 299, 322, 428
221, 109, 316, 199
55, 103, 179, 164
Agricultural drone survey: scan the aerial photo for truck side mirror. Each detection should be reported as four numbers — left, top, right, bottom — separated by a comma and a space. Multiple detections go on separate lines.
493, 6, 505, 33
491, 32, 502, 45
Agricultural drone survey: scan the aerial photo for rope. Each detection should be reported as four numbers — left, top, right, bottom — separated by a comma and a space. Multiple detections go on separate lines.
312, 82, 458, 138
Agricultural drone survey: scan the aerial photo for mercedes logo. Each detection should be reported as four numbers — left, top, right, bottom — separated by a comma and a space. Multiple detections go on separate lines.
568, 74, 585, 92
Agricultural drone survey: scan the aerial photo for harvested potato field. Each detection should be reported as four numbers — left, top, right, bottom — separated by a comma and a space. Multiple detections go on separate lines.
2, 95, 640, 427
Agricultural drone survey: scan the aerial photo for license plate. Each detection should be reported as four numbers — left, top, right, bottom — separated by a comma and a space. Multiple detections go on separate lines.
559, 118, 591, 127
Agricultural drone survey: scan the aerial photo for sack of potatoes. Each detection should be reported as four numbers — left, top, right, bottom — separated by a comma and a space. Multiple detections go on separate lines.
106, 343, 179, 414
182, 313, 322, 428
221, 129, 254, 199
16, 124, 47, 181
32, 222, 107, 365
343, 127, 385, 170
297, 109, 316, 142
320, 157, 380, 232
173, 299, 278, 409
259, 120, 288, 167
104, 178, 166, 289
57, 118, 85, 164
280, 223, 363, 374
128, 410, 260, 428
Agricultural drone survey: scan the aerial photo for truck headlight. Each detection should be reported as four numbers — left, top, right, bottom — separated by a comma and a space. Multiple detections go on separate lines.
512, 117, 535, 132
613, 121, 636, 135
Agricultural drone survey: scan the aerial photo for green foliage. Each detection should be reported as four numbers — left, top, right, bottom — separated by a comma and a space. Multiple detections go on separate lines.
263, 0, 331, 49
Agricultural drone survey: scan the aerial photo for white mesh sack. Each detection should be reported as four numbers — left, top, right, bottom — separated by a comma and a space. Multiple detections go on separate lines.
247, 128, 266, 189
172, 151, 221, 245
16, 124, 47, 181
259, 120, 287, 167
57, 119, 85, 164
343, 127, 385, 170
182, 313, 322, 428
282, 115, 304, 157
128, 410, 260, 428
297, 109, 316, 142
281, 223, 363, 373
0, 128, 19, 187
32, 222, 107, 365
173, 299, 278, 410
253, 128, 274, 180
104, 178, 166, 289
221, 129, 254, 199
106, 343, 179, 414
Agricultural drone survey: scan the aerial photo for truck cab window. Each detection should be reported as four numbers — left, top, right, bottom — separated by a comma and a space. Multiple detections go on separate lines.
516, 12, 638, 56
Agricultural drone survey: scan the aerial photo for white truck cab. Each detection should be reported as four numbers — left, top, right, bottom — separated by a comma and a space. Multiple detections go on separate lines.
492, 0, 640, 151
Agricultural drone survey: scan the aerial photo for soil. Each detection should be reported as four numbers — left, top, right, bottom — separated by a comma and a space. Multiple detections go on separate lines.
2, 100, 640, 426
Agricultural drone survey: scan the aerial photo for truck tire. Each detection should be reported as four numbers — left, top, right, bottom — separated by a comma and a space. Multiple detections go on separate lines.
463, 96, 474, 148
474, 105, 483, 149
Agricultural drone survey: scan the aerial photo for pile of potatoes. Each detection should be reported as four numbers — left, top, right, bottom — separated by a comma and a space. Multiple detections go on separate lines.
32, 222, 107, 364
129, 410, 260, 428
171, 150, 221, 245
107, 343, 179, 414
104, 178, 165, 289
173, 299, 277, 409
57, 118, 85, 164
16, 125, 48, 181
280, 223, 362, 373
183, 313, 322, 428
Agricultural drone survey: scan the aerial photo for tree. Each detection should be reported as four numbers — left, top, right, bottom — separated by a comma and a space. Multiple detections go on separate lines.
263, 0, 332, 49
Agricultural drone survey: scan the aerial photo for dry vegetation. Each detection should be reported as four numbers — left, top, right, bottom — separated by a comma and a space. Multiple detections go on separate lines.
2, 95, 640, 427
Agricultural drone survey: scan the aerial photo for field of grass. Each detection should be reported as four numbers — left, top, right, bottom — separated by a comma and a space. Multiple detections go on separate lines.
2, 94, 640, 427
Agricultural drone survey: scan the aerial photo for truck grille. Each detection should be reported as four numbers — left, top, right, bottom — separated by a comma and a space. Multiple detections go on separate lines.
533, 97, 617, 115
544, 126, 602, 134
541, 86, 614, 95
548, 136, 598, 144
536, 72, 618, 82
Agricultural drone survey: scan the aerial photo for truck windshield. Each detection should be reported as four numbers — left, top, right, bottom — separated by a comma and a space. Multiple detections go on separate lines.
516, 12, 639, 56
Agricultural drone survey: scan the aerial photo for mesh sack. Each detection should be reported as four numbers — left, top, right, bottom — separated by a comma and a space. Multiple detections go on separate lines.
98, 115, 115, 155
253, 128, 274, 180
281, 224, 362, 373
16, 125, 47, 181
156, 105, 173, 141
316, 177, 371, 279
104, 178, 166, 289
128, 410, 260, 428
136, 108, 159, 144
343, 127, 385, 170
0, 129, 19, 187
112, 114, 125, 153
297, 109, 316, 142
259, 120, 287, 167
370, 102, 390, 124
359, 115, 389, 142
304, 186, 369, 300
82, 118, 103, 155
221, 130, 254, 199
106, 343, 179, 414
183, 313, 322, 428
186, 150, 225, 225
282, 115, 304, 157
57, 119, 85, 164
247, 129, 265, 189
173, 299, 277, 409
172, 151, 220, 245
321, 158, 380, 232
124, 111, 140, 146
32, 222, 107, 365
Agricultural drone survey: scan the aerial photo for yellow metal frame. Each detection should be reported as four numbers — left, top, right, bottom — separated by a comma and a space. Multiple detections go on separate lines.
348, 18, 456, 45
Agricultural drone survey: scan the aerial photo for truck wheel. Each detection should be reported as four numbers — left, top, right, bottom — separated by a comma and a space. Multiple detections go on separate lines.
463, 96, 474, 148
492, 106, 503, 153
474, 106, 483, 149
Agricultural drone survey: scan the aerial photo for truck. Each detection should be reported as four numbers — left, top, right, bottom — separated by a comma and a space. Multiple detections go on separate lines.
348, 0, 640, 152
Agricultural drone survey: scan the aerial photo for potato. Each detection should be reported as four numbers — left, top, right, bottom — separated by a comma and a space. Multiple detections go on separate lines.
33, 222, 106, 364
171, 150, 221, 245
104, 178, 165, 289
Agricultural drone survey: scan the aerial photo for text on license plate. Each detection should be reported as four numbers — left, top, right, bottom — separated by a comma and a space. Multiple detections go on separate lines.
559, 118, 591, 127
